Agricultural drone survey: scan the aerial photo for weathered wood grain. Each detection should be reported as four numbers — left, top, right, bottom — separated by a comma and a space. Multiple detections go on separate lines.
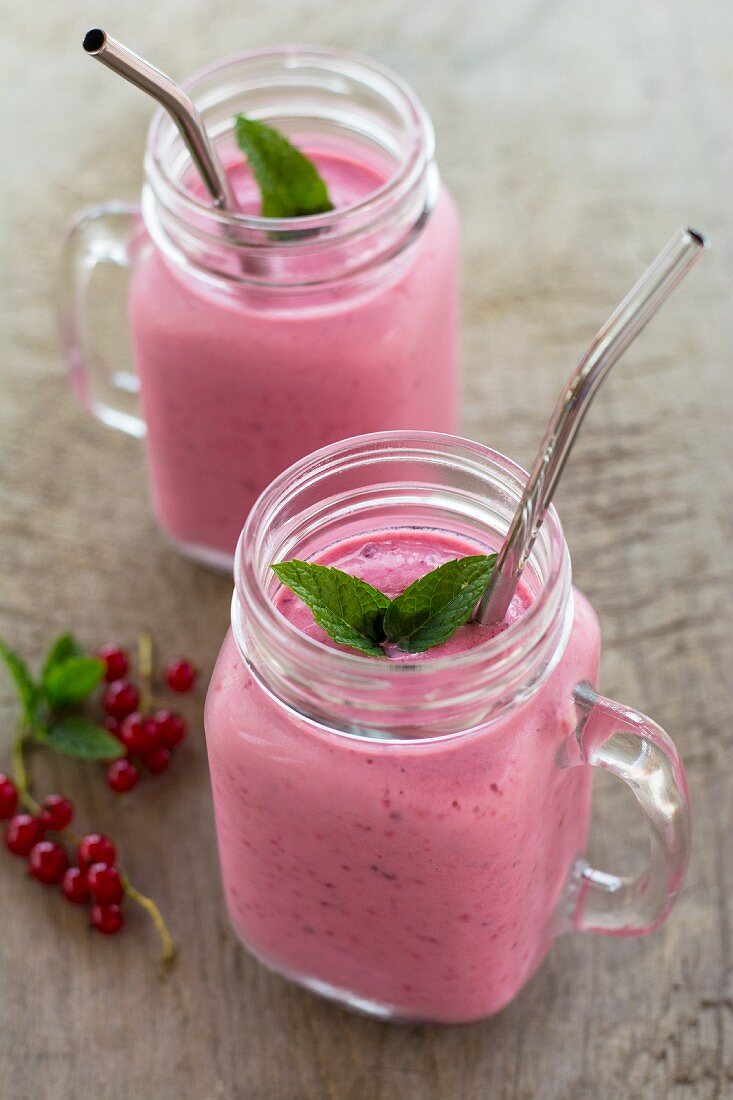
1, 1, 731, 1097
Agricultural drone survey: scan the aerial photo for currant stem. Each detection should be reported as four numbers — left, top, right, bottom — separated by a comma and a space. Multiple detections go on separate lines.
11, 729, 40, 815
138, 631, 154, 713
121, 873, 176, 972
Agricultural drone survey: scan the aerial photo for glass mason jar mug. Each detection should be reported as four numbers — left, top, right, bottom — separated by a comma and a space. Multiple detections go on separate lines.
204, 432, 690, 1023
59, 48, 459, 570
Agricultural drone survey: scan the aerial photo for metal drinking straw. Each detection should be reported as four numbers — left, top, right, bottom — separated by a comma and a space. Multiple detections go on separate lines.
83, 28, 237, 211
474, 227, 707, 626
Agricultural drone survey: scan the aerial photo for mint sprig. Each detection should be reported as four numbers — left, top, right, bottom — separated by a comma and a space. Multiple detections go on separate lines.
0, 639, 40, 724
41, 632, 84, 686
383, 555, 497, 653
42, 716, 123, 761
0, 633, 123, 761
234, 116, 334, 218
272, 554, 497, 657
272, 561, 390, 658
44, 657, 105, 711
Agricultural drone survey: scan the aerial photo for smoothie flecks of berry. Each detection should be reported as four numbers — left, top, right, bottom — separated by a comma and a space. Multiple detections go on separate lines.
129, 150, 459, 562
205, 527, 601, 1022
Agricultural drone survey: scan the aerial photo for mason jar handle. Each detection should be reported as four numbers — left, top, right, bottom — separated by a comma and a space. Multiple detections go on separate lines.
560, 682, 690, 936
58, 202, 145, 439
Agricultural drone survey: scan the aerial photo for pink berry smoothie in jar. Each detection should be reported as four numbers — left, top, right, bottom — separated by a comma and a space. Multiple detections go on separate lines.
204, 432, 690, 1023
60, 48, 459, 569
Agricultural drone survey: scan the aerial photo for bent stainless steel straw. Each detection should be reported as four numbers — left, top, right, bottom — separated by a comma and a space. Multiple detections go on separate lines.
83, 28, 236, 211
475, 227, 707, 626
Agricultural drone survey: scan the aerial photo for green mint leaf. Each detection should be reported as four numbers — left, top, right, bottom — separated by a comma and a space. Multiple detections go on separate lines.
43, 657, 105, 710
383, 554, 497, 653
42, 633, 85, 688
0, 638, 40, 723
43, 716, 125, 761
235, 115, 334, 218
272, 561, 390, 657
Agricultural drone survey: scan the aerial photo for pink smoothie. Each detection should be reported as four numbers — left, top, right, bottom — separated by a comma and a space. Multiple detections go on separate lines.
278, 531, 532, 660
129, 154, 459, 563
205, 529, 600, 1021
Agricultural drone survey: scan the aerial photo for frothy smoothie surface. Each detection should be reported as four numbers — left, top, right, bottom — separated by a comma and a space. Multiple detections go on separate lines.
275, 529, 532, 659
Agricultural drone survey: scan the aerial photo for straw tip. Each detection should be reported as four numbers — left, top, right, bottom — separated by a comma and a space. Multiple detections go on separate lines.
686, 227, 708, 249
83, 28, 106, 54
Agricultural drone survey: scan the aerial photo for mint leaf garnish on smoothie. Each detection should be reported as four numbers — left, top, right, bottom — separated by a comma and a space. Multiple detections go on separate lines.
272, 554, 497, 656
272, 561, 391, 657
382, 554, 497, 653
234, 116, 334, 217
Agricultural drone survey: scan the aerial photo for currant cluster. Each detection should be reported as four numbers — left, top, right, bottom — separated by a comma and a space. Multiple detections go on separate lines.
97, 646, 195, 794
1, 782, 124, 933
0, 633, 191, 962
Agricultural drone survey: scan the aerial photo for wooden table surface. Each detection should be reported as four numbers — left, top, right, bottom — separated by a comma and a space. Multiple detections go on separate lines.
1, 2, 731, 1097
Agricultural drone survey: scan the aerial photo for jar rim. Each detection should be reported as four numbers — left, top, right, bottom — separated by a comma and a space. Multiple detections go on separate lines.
145, 43, 434, 238
233, 432, 571, 711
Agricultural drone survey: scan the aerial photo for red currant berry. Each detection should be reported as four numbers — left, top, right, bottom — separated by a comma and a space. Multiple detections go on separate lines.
28, 840, 69, 885
62, 866, 91, 904
78, 833, 116, 868
87, 862, 124, 904
103, 679, 140, 720
152, 709, 186, 749
39, 794, 74, 831
106, 758, 140, 794
141, 746, 171, 774
118, 712, 158, 755
98, 644, 129, 683
91, 902, 124, 935
104, 716, 121, 738
166, 659, 196, 693
5, 814, 45, 856
0, 773, 18, 819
